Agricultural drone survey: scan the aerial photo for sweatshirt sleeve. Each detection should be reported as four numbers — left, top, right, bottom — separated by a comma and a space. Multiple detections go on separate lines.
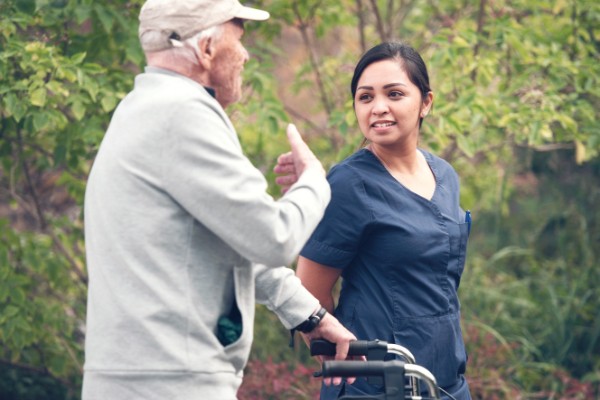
163, 98, 330, 268
253, 263, 319, 329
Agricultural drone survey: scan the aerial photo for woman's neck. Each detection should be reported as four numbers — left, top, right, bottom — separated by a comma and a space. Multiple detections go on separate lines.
367, 144, 420, 175
367, 144, 436, 200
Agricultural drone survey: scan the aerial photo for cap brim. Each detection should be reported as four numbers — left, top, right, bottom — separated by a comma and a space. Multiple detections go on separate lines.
235, 6, 270, 21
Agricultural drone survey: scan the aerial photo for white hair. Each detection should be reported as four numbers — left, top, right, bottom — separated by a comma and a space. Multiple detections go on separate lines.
141, 24, 224, 65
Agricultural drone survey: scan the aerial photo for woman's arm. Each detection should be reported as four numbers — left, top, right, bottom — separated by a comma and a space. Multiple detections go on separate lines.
296, 255, 342, 313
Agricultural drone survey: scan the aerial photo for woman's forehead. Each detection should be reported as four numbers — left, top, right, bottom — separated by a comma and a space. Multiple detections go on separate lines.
358, 60, 409, 87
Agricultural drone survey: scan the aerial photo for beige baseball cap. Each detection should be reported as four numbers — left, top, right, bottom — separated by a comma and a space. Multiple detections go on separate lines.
139, 0, 269, 51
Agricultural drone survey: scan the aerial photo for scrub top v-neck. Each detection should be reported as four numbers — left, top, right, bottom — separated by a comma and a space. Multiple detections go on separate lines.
300, 148, 470, 393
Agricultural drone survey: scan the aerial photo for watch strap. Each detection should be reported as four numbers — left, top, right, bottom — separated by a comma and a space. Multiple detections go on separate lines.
294, 306, 327, 333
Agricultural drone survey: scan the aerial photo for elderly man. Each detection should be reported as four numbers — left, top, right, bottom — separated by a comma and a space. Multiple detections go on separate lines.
82, 0, 356, 399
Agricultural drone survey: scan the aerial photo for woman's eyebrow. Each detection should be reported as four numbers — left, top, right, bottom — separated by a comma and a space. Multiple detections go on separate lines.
357, 82, 407, 91
383, 82, 407, 89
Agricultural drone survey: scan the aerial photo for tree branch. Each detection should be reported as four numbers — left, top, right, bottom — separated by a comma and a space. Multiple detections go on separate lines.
355, 0, 367, 53
397, 0, 419, 34
284, 105, 325, 134
292, 1, 333, 116
385, 0, 394, 39
284, 105, 345, 152
570, 1, 578, 61
471, 0, 487, 81
16, 124, 47, 231
49, 228, 88, 285
14, 125, 88, 285
368, 0, 387, 42
516, 143, 575, 152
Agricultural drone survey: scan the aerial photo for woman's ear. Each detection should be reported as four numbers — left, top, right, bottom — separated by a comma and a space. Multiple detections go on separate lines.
421, 91, 434, 118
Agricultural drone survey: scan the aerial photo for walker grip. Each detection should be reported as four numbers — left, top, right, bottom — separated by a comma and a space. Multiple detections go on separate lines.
310, 339, 389, 360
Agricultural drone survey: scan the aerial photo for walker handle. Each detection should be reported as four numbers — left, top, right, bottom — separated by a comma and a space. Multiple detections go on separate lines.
310, 339, 388, 359
322, 360, 400, 377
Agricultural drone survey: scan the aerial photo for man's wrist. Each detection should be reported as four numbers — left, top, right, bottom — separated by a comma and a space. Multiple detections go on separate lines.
293, 306, 327, 333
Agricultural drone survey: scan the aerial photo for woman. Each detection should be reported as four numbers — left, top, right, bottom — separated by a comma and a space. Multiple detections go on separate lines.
296, 42, 472, 399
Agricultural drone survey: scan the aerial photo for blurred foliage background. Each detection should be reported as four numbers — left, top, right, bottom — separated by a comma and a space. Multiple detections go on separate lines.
1, 0, 598, 398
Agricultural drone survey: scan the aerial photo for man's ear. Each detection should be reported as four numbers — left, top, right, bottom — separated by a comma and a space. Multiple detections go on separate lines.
196, 36, 214, 69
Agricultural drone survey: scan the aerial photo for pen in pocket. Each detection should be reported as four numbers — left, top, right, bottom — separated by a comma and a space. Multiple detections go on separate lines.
465, 210, 471, 236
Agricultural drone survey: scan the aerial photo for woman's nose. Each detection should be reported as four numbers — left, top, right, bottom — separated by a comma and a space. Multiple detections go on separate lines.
371, 97, 389, 115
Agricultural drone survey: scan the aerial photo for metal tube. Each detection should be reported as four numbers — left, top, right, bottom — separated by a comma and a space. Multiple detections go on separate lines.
405, 364, 441, 399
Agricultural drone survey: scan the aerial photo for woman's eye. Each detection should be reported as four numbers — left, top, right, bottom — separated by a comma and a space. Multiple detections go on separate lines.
389, 91, 403, 98
358, 93, 372, 102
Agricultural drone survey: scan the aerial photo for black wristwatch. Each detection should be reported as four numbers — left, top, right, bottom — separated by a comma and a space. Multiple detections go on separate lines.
294, 306, 327, 333
289, 307, 327, 348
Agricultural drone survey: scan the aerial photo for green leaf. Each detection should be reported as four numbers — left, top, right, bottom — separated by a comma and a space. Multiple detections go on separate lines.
575, 140, 586, 164
3, 93, 28, 122
73, 4, 92, 24
71, 52, 87, 64
54, 142, 67, 165
94, 5, 114, 33
47, 80, 70, 98
15, 0, 36, 14
30, 87, 47, 107
9, 287, 26, 304
456, 134, 475, 158
0, 284, 8, 303
2, 305, 19, 320
71, 100, 86, 121
453, 36, 470, 48
100, 95, 117, 112
32, 111, 50, 131
56, 65, 78, 82
83, 77, 100, 102
554, 114, 577, 132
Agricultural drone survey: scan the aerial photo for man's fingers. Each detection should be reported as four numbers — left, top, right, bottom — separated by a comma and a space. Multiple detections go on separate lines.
275, 175, 297, 185
320, 355, 334, 386
273, 163, 295, 174
274, 149, 299, 191
277, 151, 293, 164
335, 344, 350, 361
331, 338, 351, 386
306, 313, 358, 387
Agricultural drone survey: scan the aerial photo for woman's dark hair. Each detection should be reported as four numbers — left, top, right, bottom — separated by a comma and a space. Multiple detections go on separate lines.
351, 42, 432, 127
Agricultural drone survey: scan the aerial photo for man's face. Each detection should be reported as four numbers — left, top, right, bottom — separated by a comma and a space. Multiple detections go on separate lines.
209, 20, 249, 108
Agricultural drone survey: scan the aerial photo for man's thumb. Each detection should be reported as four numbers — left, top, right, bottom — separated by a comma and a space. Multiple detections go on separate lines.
286, 123, 305, 152
286, 123, 324, 177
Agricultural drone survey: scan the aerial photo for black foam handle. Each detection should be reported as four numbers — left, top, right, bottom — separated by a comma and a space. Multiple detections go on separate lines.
310, 339, 388, 357
322, 360, 393, 377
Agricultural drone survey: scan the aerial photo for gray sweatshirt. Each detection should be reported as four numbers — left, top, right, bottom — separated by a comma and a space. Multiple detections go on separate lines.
82, 67, 330, 399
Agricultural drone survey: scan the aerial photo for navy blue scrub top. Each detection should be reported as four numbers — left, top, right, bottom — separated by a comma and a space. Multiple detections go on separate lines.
301, 148, 470, 394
